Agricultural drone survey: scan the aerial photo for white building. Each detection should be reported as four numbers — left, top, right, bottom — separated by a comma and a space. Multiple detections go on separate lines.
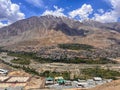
93, 77, 102, 81
0, 69, 8, 74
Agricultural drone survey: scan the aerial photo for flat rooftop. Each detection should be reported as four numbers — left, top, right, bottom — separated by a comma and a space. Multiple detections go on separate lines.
0, 76, 30, 83
6, 77, 29, 83
0, 76, 9, 82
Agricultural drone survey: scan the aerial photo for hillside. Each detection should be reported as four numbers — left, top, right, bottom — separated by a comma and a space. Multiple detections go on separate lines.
0, 15, 120, 51
65, 79, 120, 90
88, 79, 120, 90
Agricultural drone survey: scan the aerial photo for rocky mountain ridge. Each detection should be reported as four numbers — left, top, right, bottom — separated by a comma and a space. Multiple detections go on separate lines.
0, 15, 120, 51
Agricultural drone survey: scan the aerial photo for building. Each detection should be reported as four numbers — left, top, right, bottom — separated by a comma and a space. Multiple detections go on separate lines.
45, 77, 54, 85
0, 76, 30, 88
0, 69, 8, 74
54, 76, 65, 85
93, 77, 102, 81
65, 80, 72, 86
54, 76, 64, 80
0, 52, 7, 57
76, 82, 88, 88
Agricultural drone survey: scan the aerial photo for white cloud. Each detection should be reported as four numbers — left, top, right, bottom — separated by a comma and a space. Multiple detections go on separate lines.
25, 0, 44, 8
42, 5, 66, 17
69, 4, 93, 21
98, 9, 104, 14
0, 22, 8, 28
93, 0, 120, 23
0, 0, 25, 28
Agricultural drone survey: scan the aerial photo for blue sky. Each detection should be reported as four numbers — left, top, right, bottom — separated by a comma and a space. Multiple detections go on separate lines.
11, 0, 111, 18
0, 0, 120, 28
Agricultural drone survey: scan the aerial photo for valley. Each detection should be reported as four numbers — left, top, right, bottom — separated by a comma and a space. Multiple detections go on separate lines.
0, 50, 120, 90
0, 15, 120, 90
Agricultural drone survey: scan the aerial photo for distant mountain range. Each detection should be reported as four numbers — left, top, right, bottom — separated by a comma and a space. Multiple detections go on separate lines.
0, 15, 120, 51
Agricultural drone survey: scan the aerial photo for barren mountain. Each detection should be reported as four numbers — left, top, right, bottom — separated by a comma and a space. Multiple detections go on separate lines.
83, 20, 120, 32
0, 15, 120, 51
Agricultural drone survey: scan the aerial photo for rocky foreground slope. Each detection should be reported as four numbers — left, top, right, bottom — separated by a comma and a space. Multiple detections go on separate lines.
66, 79, 120, 90
88, 79, 120, 90
0, 15, 120, 51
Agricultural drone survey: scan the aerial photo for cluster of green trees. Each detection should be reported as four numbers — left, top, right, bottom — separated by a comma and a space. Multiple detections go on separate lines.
8, 51, 36, 59
8, 51, 117, 64
21, 66, 40, 75
41, 71, 70, 80
33, 56, 53, 63
58, 43, 94, 50
11, 58, 30, 65
7, 51, 54, 63
0, 47, 8, 52
1, 57, 120, 80
81, 67, 120, 80
11, 65, 39, 75
1, 59, 40, 76
49, 57, 117, 64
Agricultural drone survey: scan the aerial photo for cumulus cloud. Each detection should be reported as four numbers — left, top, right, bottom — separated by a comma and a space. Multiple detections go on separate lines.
0, 22, 8, 28
93, 0, 120, 23
0, 0, 25, 28
98, 9, 104, 14
69, 4, 93, 21
68, 0, 120, 23
42, 5, 66, 17
25, 0, 44, 8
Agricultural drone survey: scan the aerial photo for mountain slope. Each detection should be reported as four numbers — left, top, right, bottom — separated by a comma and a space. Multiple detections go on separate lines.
88, 79, 120, 90
0, 15, 120, 51
83, 20, 120, 32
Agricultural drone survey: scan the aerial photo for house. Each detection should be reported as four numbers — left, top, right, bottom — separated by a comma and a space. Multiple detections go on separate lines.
93, 77, 102, 81
54, 76, 66, 85
76, 82, 88, 88
57, 79, 66, 85
54, 76, 64, 80
45, 77, 54, 85
0, 52, 7, 57
0, 76, 30, 88
0, 69, 8, 74
65, 80, 72, 86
